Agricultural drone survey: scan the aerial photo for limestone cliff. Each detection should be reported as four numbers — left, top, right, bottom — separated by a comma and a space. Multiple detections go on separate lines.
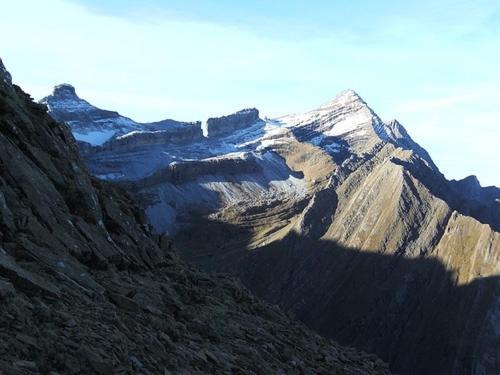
206, 108, 261, 137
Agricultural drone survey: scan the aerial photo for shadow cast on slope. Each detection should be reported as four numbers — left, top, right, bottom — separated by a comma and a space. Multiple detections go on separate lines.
175, 216, 500, 375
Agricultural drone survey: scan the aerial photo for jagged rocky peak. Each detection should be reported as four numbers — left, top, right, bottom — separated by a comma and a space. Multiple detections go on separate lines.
0, 57, 12, 87
459, 174, 481, 188
385, 119, 417, 144
40, 82, 121, 119
51, 83, 78, 99
318, 89, 367, 110
278, 89, 388, 154
450, 175, 482, 199
40, 83, 141, 145
206, 107, 261, 137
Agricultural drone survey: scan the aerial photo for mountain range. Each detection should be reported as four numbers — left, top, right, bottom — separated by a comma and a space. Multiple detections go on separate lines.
39, 79, 500, 374
1, 52, 497, 374
0, 57, 396, 374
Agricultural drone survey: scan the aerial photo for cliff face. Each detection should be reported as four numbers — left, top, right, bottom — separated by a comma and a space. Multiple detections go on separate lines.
84, 124, 204, 155
206, 108, 261, 137
127, 153, 261, 188
0, 58, 390, 374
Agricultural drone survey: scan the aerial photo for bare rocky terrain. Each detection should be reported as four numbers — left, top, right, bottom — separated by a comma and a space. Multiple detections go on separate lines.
40, 65, 500, 374
0, 58, 393, 374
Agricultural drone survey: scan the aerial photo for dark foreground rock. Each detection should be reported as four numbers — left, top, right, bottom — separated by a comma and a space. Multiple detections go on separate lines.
0, 58, 390, 374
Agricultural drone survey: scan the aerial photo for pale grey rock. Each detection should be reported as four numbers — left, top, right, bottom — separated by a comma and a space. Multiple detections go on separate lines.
206, 108, 261, 137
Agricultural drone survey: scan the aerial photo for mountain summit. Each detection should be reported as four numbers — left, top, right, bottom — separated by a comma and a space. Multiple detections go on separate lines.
317, 89, 366, 109
40, 84, 140, 144
52, 83, 78, 98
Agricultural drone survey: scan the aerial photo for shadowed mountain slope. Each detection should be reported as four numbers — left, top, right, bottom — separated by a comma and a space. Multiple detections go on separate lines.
175, 217, 500, 375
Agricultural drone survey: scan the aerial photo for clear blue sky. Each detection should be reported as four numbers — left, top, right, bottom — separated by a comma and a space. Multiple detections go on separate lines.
1, 0, 499, 186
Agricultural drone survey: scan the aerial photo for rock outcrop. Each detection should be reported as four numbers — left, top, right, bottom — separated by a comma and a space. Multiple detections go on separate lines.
0, 58, 391, 374
128, 153, 261, 188
450, 175, 500, 231
91, 124, 204, 154
206, 108, 261, 137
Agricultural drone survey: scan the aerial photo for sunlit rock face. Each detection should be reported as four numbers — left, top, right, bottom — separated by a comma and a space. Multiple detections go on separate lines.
42, 80, 500, 374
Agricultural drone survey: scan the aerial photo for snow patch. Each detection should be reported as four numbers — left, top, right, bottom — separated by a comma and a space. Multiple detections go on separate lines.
96, 172, 125, 180
73, 130, 116, 146
324, 111, 371, 136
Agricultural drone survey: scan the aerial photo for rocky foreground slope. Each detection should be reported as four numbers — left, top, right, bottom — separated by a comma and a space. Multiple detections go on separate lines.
0, 59, 392, 374
43, 77, 500, 374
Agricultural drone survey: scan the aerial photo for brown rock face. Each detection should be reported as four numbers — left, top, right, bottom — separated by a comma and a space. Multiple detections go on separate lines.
0, 60, 390, 373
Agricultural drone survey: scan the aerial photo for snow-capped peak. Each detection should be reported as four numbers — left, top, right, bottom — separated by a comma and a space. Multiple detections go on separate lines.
40, 83, 141, 145
277, 89, 377, 140
317, 89, 365, 110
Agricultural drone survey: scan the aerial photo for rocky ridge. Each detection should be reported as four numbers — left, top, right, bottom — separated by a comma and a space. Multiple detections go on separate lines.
0, 58, 391, 374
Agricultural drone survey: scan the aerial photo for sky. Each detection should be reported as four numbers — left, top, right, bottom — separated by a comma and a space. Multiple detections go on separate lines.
0, 0, 499, 186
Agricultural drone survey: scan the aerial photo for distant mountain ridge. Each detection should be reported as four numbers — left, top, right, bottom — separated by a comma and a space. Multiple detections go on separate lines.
40, 84, 203, 146
41, 80, 500, 374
